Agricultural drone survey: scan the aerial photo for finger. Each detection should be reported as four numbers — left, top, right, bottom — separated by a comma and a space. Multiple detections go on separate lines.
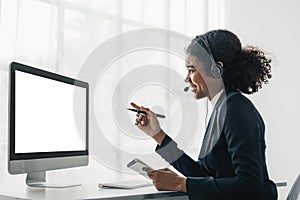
148, 173, 158, 181
141, 106, 149, 111
140, 106, 156, 117
136, 123, 144, 129
139, 115, 148, 123
147, 172, 153, 179
136, 118, 141, 123
130, 102, 141, 110
137, 120, 146, 127
147, 170, 156, 176
135, 118, 142, 126
143, 167, 153, 173
135, 114, 143, 123
148, 170, 159, 179
140, 106, 150, 114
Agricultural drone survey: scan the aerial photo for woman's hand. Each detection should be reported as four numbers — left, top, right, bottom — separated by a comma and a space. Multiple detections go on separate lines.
130, 102, 165, 144
147, 168, 187, 192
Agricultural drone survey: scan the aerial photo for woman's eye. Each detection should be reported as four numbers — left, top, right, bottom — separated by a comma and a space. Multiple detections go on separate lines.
188, 69, 195, 73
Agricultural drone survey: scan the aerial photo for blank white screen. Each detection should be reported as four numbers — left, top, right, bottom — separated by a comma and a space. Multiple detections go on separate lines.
15, 71, 86, 153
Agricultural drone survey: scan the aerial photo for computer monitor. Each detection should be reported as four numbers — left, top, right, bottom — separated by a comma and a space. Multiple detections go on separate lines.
8, 62, 89, 188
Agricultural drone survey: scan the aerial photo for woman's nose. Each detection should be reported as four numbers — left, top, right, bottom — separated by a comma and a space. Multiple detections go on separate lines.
185, 74, 190, 83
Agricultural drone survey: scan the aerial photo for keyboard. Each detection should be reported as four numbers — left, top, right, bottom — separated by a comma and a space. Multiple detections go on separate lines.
98, 179, 153, 189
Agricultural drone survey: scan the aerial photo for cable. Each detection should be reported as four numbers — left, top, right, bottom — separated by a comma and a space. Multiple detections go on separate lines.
205, 98, 209, 128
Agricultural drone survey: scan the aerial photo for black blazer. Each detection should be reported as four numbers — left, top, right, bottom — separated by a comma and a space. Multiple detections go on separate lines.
156, 91, 278, 200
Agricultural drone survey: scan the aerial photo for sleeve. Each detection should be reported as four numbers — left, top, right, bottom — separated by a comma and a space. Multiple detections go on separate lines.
185, 97, 265, 200
155, 135, 206, 177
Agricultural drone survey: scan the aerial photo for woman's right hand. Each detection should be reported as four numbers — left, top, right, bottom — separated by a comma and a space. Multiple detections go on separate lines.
130, 102, 162, 137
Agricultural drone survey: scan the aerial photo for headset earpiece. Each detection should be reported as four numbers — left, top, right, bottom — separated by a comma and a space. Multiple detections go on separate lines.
198, 35, 224, 78
211, 63, 223, 79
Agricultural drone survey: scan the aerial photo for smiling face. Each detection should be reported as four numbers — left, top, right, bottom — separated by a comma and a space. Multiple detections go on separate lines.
185, 54, 211, 100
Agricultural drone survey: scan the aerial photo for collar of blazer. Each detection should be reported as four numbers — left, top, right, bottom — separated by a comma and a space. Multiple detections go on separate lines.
215, 90, 239, 111
199, 90, 240, 158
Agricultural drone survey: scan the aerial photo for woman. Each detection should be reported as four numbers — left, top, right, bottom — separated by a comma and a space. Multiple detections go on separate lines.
131, 29, 278, 200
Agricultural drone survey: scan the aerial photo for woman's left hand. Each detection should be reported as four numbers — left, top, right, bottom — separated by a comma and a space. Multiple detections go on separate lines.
147, 168, 187, 192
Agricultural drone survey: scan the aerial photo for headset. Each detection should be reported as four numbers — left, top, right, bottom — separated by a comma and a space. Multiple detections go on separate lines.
196, 34, 224, 79
184, 34, 224, 92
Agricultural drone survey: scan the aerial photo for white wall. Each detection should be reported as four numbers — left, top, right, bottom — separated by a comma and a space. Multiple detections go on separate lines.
224, 0, 300, 198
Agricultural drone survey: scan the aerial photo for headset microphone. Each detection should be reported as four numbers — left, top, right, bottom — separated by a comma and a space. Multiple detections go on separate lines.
184, 86, 190, 92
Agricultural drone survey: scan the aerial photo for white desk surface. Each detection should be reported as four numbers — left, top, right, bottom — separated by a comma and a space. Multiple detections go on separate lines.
0, 168, 188, 200
0, 182, 187, 200
0, 147, 188, 200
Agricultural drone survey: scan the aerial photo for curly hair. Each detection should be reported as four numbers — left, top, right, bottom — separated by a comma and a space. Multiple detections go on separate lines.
187, 30, 272, 94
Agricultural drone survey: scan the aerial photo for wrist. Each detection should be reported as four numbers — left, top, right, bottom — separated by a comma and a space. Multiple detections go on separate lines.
152, 130, 166, 145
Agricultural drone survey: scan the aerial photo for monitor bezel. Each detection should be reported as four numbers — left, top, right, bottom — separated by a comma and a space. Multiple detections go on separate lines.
9, 62, 89, 161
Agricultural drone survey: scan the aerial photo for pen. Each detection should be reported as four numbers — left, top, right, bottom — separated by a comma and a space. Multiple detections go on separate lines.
127, 108, 166, 118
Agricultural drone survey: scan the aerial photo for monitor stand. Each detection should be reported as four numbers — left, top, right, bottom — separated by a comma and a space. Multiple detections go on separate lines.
25, 171, 81, 188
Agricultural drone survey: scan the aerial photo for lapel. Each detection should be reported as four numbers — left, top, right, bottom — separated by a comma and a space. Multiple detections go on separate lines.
199, 91, 237, 158
199, 104, 220, 158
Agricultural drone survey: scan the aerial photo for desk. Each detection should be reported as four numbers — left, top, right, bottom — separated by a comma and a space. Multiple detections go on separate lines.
0, 183, 188, 200
0, 149, 188, 200
0, 167, 188, 200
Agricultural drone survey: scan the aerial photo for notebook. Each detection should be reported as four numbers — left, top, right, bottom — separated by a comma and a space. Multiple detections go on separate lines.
98, 179, 153, 189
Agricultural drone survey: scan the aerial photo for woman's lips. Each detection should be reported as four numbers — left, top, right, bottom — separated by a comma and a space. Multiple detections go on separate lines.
191, 86, 197, 92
